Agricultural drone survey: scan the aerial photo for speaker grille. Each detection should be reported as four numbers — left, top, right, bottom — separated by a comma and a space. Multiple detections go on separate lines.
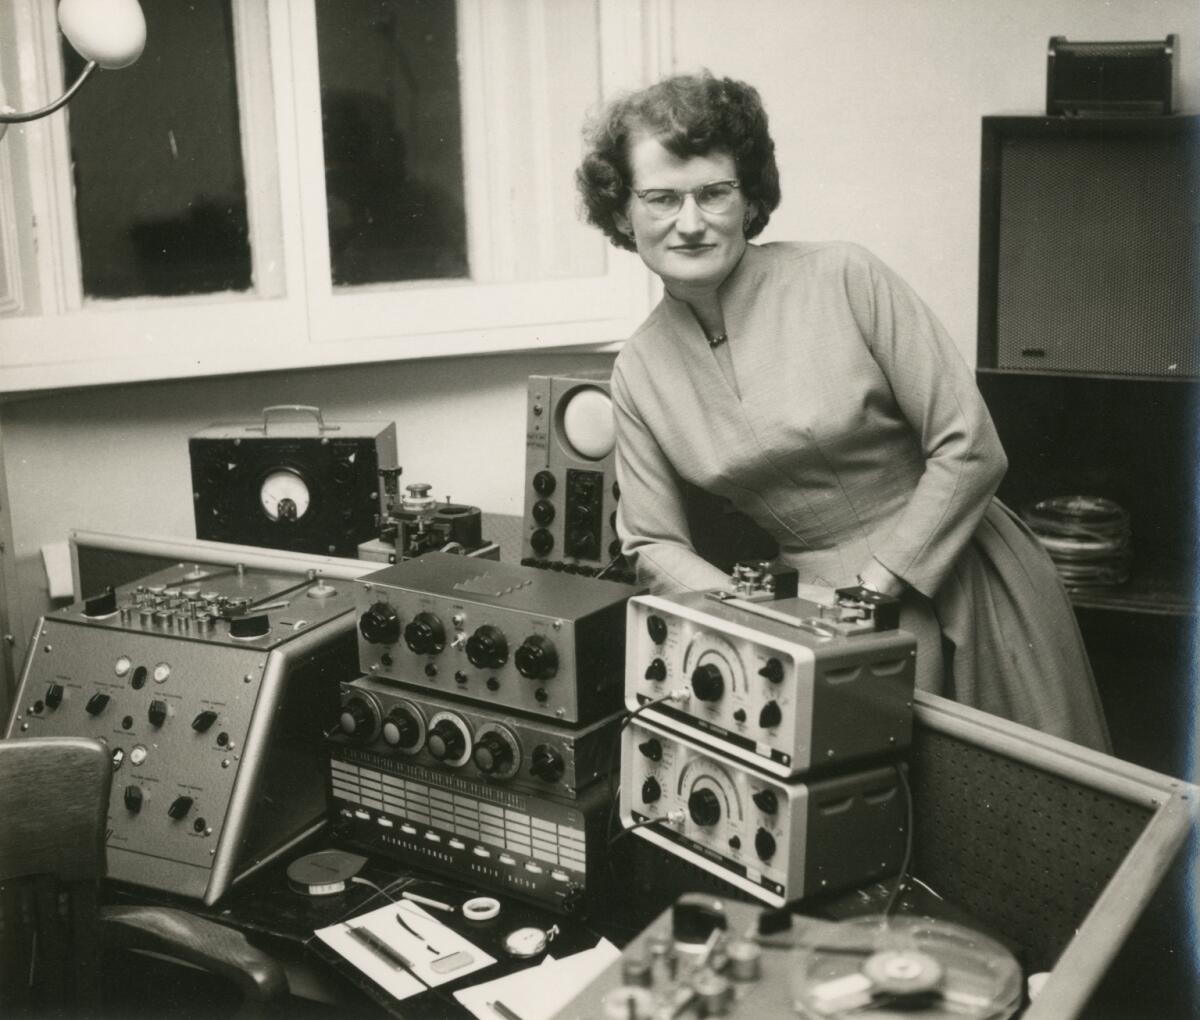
995, 131, 1200, 378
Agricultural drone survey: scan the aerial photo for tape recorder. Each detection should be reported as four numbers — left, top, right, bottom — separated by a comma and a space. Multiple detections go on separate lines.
190, 405, 397, 557
522, 371, 633, 582
5, 556, 359, 904
627, 572, 916, 778
355, 552, 643, 724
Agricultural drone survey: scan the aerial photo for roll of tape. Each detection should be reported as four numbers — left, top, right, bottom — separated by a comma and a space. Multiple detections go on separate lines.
462, 896, 501, 921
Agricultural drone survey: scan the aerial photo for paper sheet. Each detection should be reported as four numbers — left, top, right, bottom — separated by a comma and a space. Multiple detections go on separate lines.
453, 938, 621, 1020
316, 900, 496, 1002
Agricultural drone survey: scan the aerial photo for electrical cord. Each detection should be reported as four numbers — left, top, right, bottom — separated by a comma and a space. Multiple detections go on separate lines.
881, 762, 914, 921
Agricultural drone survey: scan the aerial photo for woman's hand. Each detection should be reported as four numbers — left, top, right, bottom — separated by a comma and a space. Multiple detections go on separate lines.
857, 562, 906, 597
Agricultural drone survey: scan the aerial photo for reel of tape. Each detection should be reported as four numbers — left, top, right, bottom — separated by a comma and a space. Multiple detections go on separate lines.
792, 915, 1023, 1019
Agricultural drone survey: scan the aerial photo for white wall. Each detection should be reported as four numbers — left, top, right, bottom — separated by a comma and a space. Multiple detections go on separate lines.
2, 0, 1194, 678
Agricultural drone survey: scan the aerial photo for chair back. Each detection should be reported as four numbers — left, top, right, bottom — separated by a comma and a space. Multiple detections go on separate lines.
0, 736, 112, 1017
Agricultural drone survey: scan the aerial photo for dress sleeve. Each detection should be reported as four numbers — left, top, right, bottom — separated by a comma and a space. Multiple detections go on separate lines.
847, 248, 1008, 598
611, 364, 731, 594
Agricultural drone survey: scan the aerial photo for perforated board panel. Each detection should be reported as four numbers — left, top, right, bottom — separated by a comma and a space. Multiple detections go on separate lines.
909, 727, 1152, 972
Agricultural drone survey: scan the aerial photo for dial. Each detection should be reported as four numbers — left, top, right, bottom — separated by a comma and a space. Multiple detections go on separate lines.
466, 626, 508, 670
426, 714, 471, 766
360, 602, 401, 644
259, 468, 311, 522
688, 788, 722, 827
339, 695, 380, 742
514, 635, 558, 680
381, 704, 423, 752
404, 612, 446, 655
529, 745, 565, 783
691, 663, 725, 702
472, 728, 519, 777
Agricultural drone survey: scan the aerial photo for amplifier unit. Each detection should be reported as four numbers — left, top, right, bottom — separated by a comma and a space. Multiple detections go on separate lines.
627, 585, 915, 778
5, 560, 358, 905
622, 716, 907, 908
329, 756, 611, 914
522, 371, 634, 583
355, 552, 642, 725
331, 676, 619, 799
190, 405, 398, 557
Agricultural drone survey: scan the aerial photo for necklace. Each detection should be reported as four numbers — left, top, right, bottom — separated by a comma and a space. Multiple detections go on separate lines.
706, 332, 727, 349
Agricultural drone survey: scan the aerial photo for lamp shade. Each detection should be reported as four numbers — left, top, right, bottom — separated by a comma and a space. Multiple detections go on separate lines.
58, 0, 147, 70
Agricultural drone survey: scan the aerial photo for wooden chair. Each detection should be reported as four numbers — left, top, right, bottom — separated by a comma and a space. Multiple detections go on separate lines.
0, 737, 288, 1018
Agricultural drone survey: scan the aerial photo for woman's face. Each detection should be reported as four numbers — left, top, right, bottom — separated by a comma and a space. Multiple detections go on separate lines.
616, 135, 749, 299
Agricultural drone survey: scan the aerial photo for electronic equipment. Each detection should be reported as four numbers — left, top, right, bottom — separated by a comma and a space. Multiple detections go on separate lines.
628, 571, 915, 778
359, 474, 498, 564
355, 552, 642, 725
550, 896, 1022, 1020
331, 676, 620, 799
1047, 35, 1176, 116
978, 114, 1200, 379
522, 371, 634, 582
329, 755, 611, 914
5, 560, 358, 905
190, 404, 398, 557
621, 716, 906, 907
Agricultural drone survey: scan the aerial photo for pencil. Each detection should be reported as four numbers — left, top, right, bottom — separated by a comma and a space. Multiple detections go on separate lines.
489, 1000, 526, 1020
347, 924, 415, 971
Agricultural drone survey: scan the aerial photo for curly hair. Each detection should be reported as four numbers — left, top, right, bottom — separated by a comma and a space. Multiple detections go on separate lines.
576, 71, 781, 252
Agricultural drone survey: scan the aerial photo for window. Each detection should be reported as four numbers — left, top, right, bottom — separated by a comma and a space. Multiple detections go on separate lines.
0, 0, 666, 392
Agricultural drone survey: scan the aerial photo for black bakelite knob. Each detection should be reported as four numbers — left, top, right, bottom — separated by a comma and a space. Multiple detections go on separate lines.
191, 710, 218, 733
45, 684, 64, 709
466, 626, 508, 670
427, 720, 465, 761
691, 664, 724, 702
148, 700, 168, 727
85, 693, 110, 716
688, 788, 722, 827
752, 789, 779, 815
515, 635, 558, 680
381, 708, 419, 749
472, 732, 514, 774
404, 612, 445, 655
339, 697, 376, 740
359, 602, 401, 644
755, 828, 777, 860
531, 529, 554, 556
647, 615, 669, 644
532, 500, 556, 525
168, 795, 194, 820
759, 701, 783, 728
638, 738, 663, 762
759, 657, 785, 684
124, 786, 143, 813
644, 658, 667, 682
641, 777, 662, 804
532, 470, 556, 496
529, 745, 564, 782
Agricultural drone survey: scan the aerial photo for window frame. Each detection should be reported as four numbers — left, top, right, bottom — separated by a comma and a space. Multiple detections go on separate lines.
0, 0, 668, 394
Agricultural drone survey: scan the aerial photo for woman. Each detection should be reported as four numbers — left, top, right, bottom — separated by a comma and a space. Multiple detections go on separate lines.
576, 71, 1110, 751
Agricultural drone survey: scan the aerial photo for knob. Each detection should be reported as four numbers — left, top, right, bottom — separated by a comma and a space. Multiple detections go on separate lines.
427, 720, 466, 761
691, 663, 725, 702
124, 785, 143, 813
148, 700, 168, 727
643, 658, 667, 682
404, 612, 446, 655
533, 470, 556, 496
733, 708, 747, 724
85, 692, 110, 716
472, 732, 515, 775
755, 827, 777, 860
759, 657, 785, 684
646, 614, 668, 644
229, 614, 270, 639
529, 745, 564, 783
530, 529, 554, 557
83, 586, 118, 617
360, 602, 401, 644
567, 528, 598, 558
381, 708, 420, 749
641, 777, 661, 804
752, 789, 779, 815
638, 738, 663, 762
758, 701, 782, 728
532, 500, 556, 526
339, 697, 378, 740
466, 626, 508, 670
168, 795, 194, 820
514, 635, 558, 680
45, 684, 64, 709
191, 710, 218, 733
687, 788, 722, 827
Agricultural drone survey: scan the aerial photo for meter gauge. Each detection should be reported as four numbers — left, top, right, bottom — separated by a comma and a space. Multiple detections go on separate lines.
259, 469, 312, 523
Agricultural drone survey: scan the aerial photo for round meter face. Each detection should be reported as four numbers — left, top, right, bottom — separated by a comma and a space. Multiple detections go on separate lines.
259, 469, 311, 522
560, 387, 615, 460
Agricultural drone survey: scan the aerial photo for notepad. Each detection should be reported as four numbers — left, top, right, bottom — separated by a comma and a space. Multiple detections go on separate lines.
453, 938, 621, 1020
316, 900, 496, 1001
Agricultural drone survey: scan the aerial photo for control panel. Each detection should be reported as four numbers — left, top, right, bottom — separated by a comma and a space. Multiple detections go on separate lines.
331, 677, 620, 799
5, 562, 357, 904
355, 552, 642, 724
621, 716, 906, 907
628, 588, 915, 778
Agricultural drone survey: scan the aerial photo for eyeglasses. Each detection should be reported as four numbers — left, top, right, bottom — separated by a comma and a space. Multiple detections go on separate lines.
632, 180, 741, 219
